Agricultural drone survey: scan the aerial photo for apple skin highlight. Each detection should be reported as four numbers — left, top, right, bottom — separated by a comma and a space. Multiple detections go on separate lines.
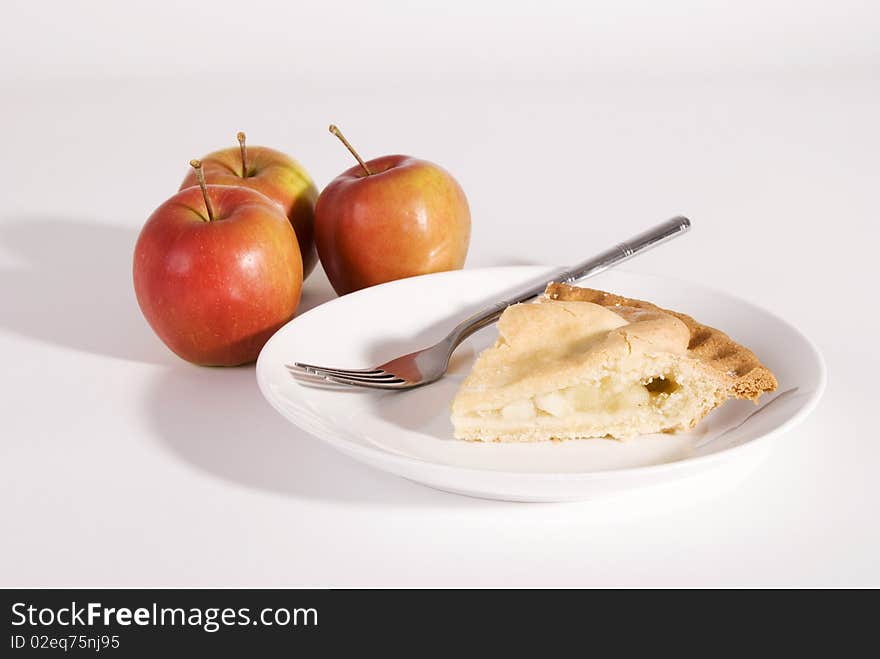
134, 185, 303, 366
314, 154, 471, 296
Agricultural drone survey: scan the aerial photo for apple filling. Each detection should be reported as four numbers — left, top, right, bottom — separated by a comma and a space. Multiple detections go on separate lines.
482, 373, 683, 422
452, 356, 729, 441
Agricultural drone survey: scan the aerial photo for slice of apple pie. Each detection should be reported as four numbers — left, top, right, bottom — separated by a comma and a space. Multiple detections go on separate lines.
451, 283, 777, 442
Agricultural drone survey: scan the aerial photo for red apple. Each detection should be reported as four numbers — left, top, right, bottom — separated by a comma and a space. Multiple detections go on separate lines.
135, 163, 303, 366
179, 133, 319, 279
314, 125, 470, 296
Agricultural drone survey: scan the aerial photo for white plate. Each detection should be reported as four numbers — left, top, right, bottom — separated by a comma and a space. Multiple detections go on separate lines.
256, 267, 825, 502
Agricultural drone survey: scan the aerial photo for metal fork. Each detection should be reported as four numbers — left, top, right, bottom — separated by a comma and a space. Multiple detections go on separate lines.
287, 216, 691, 390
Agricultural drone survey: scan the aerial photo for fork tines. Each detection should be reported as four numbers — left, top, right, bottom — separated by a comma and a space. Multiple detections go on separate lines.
287, 363, 410, 389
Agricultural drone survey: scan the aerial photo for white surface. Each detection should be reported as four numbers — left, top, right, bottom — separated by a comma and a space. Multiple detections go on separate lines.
0, 1, 878, 585
257, 267, 824, 501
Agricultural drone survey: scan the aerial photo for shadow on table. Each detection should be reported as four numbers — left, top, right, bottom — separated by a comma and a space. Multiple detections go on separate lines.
0, 216, 174, 364
144, 365, 494, 507
0, 216, 339, 365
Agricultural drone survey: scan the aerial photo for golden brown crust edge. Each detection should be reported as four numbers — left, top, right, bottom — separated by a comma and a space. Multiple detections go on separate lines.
545, 283, 777, 403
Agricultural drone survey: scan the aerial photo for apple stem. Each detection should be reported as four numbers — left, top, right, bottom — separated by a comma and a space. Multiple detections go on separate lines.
329, 124, 372, 176
237, 131, 248, 178
189, 159, 215, 222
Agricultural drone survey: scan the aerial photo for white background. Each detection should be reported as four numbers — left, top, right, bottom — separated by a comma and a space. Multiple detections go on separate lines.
1, 1, 877, 586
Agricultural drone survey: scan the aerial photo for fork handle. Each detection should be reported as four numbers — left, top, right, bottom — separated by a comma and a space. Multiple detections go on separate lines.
445, 216, 692, 347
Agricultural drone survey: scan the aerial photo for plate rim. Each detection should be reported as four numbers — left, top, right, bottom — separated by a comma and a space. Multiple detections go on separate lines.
256, 266, 827, 482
